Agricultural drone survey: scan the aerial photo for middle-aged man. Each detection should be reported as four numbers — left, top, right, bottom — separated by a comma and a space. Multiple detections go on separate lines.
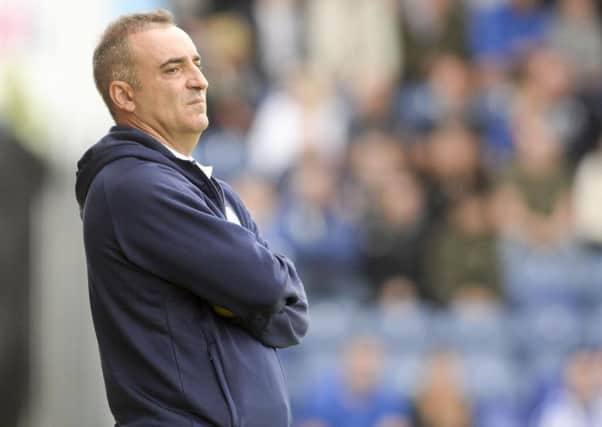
75, 9, 309, 427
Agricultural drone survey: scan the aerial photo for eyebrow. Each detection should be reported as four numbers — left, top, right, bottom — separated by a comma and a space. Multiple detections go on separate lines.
159, 55, 201, 68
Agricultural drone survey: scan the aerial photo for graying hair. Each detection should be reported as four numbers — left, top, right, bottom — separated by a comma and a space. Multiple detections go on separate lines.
93, 9, 174, 117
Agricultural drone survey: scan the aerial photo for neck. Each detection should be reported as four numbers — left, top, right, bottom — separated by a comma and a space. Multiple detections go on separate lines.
118, 116, 199, 157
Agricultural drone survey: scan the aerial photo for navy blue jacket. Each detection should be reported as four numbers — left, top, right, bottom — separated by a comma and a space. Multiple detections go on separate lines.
75, 126, 309, 427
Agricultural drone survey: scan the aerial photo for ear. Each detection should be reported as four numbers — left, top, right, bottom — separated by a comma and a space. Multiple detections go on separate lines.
109, 81, 136, 113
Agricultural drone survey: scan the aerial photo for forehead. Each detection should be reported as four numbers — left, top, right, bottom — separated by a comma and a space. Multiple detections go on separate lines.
129, 25, 199, 66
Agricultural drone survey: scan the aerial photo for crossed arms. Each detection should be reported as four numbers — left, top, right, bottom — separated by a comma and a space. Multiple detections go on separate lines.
105, 163, 309, 348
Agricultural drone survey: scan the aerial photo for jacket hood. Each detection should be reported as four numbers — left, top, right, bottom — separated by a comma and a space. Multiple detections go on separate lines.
75, 126, 177, 210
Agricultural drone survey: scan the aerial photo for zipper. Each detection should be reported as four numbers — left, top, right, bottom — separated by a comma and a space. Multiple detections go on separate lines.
206, 337, 240, 427
175, 159, 226, 216
191, 162, 226, 214
208, 177, 226, 214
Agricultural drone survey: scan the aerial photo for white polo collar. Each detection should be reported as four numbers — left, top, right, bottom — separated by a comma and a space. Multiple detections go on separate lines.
163, 144, 241, 225
163, 144, 213, 178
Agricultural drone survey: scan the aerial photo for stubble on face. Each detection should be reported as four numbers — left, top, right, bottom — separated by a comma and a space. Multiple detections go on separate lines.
127, 25, 209, 148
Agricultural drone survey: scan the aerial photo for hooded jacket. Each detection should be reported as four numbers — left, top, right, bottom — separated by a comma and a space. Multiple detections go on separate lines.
75, 126, 309, 427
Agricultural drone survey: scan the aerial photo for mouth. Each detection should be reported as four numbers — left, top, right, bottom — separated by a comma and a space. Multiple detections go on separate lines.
188, 98, 205, 105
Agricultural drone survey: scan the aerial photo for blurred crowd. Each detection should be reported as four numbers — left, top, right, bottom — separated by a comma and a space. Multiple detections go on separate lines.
3, 0, 602, 425
170, 0, 602, 426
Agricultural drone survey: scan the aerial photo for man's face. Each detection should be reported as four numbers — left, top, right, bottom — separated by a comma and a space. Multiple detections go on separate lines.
128, 25, 209, 138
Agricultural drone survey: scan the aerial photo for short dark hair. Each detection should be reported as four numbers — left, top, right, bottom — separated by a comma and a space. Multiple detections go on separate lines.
93, 9, 174, 117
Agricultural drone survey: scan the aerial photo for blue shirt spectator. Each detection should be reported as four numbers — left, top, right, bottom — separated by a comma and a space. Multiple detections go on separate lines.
295, 336, 411, 427
470, 1, 551, 68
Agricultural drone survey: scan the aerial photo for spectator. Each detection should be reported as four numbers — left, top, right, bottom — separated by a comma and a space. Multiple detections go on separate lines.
192, 93, 253, 179
531, 347, 602, 427
573, 136, 602, 248
272, 152, 360, 300
378, 276, 421, 308
348, 73, 399, 136
513, 47, 584, 153
246, 69, 349, 178
358, 169, 429, 299
306, 0, 402, 88
253, 0, 304, 82
494, 114, 572, 250
548, 0, 602, 86
296, 335, 411, 427
343, 129, 407, 221
399, 53, 475, 136
469, 0, 550, 71
421, 121, 490, 223
189, 12, 263, 103
399, 0, 467, 82
412, 351, 473, 427
230, 172, 279, 236
424, 189, 500, 307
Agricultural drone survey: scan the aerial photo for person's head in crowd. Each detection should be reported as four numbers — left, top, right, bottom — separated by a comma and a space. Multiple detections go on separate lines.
427, 53, 473, 115
428, 188, 500, 306
509, 0, 543, 12
414, 351, 473, 427
557, 0, 597, 19
449, 188, 495, 237
563, 347, 602, 406
551, 0, 602, 85
513, 114, 563, 174
93, 9, 209, 153
231, 173, 278, 228
495, 112, 572, 247
401, 0, 458, 35
427, 120, 483, 185
534, 344, 602, 426
378, 276, 419, 309
518, 47, 573, 105
190, 13, 256, 97
289, 151, 338, 209
342, 335, 387, 397
299, 334, 411, 427
348, 130, 406, 193
283, 66, 335, 111
375, 169, 426, 230
202, 13, 253, 70
399, 0, 467, 82
348, 71, 397, 133
514, 47, 590, 159
410, 0, 459, 23
210, 93, 254, 133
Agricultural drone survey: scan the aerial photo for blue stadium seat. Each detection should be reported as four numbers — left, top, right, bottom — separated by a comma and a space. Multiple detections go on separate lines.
461, 354, 518, 401
433, 302, 512, 358
475, 395, 524, 427
385, 353, 426, 398
282, 299, 357, 398
584, 304, 602, 348
501, 241, 590, 310
572, 248, 602, 310
512, 304, 585, 380
375, 302, 432, 357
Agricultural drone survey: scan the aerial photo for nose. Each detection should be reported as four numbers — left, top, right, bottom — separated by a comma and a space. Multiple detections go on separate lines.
187, 66, 209, 91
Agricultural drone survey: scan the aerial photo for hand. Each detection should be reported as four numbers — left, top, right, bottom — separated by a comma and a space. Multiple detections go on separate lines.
213, 305, 236, 318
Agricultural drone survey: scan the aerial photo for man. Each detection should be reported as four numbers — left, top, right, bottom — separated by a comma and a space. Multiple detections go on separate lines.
75, 9, 309, 427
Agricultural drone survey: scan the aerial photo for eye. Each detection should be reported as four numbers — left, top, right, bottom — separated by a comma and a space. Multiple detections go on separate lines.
165, 67, 179, 74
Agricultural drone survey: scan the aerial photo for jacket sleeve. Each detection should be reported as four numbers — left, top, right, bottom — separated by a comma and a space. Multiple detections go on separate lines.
250, 256, 309, 348
105, 163, 294, 319
220, 181, 309, 348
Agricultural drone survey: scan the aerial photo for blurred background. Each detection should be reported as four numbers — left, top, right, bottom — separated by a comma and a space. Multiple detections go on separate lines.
2, 0, 602, 426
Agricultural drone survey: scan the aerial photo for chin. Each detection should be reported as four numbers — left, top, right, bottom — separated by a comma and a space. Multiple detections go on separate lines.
187, 116, 209, 133
197, 117, 209, 132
